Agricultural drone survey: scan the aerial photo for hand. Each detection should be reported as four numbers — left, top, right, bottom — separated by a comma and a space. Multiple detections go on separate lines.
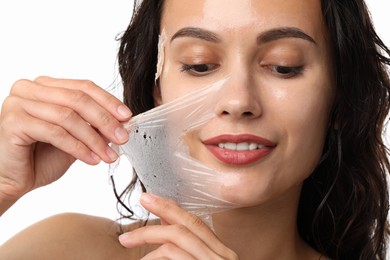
0, 76, 131, 204
119, 193, 239, 260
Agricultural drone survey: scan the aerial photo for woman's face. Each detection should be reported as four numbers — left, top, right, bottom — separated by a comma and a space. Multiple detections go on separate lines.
157, 0, 334, 206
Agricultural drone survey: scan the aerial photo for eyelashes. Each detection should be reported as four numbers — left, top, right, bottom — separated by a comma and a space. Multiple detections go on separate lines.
180, 64, 219, 76
266, 65, 304, 79
180, 63, 304, 79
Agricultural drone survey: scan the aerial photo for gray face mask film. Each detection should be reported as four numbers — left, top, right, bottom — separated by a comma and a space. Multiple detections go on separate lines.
110, 79, 241, 228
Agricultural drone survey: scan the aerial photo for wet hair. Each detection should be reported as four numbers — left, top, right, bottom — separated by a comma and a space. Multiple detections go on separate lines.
117, 0, 390, 259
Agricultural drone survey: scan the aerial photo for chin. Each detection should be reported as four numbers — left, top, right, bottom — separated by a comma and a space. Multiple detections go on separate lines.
211, 173, 269, 206
211, 170, 304, 210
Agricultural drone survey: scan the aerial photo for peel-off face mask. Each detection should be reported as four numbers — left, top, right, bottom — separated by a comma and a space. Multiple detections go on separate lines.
110, 79, 243, 228
110, 26, 241, 228
154, 29, 167, 82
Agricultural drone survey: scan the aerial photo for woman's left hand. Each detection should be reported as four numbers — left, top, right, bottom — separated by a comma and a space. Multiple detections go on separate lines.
119, 193, 239, 260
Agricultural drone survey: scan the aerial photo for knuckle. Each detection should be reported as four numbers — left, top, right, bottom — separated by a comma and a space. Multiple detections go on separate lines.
89, 131, 105, 146
0, 112, 21, 135
98, 110, 115, 127
186, 214, 204, 228
10, 79, 32, 95
0, 98, 24, 128
33, 75, 51, 83
226, 250, 239, 260
80, 79, 96, 90
1, 96, 18, 112
60, 136, 86, 157
159, 243, 177, 254
57, 107, 77, 123
1, 109, 18, 124
69, 89, 89, 104
71, 140, 88, 155
158, 198, 173, 212
46, 124, 87, 156
171, 224, 191, 236
48, 124, 68, 140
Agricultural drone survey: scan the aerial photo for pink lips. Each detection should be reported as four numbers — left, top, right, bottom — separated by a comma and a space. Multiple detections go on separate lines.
203, 134, 276, 166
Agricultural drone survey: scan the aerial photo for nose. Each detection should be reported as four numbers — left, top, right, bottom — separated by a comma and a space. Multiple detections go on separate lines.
215, 73, 262, 120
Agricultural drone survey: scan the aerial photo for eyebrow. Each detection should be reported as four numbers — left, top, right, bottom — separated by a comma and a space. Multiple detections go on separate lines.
170, 27, 221, 43
170, 26, 316, 45
257, 27, 317, 45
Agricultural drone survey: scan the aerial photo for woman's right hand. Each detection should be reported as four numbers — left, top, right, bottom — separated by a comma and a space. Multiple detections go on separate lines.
0, 76, 132, 207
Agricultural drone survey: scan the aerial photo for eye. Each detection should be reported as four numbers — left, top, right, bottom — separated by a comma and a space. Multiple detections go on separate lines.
180, 64, 219, 76
268, 65, 304, 79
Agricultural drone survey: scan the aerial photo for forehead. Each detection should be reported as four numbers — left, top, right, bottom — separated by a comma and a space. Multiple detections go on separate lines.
162, 0, 326, 43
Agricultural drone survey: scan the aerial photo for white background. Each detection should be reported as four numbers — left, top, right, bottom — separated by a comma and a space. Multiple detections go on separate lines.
0, 0, 389, 246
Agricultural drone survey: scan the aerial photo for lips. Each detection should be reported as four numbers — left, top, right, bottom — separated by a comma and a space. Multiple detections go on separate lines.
203, 134, 275, 166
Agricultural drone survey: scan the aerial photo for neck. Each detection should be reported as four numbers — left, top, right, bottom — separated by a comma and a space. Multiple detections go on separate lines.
211, 187, 318, 260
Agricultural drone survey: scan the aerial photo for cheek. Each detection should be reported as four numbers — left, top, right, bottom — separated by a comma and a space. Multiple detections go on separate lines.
282, 91, 331, 136
270, 82, 333, 177
159, 52, 199, 103
159, 70, 194, 103
159, 66, 180, 103
158, 56, 223, 103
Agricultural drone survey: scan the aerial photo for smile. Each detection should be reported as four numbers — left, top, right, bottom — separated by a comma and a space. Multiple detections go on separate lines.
218, 142, 265, 151
203, 134, 275, 166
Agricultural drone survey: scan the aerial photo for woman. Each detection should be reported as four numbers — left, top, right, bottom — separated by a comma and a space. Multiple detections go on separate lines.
0, 0, 389, 259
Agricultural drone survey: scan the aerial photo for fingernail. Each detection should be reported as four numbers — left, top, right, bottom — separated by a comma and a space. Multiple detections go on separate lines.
119, 232, 130, 242
106, 146, 118, 161
117, 105, 132, 118
91, 152, 101, 163
118, 232, 133, 247
115, 127, 128, 143
141, 193, 155, 204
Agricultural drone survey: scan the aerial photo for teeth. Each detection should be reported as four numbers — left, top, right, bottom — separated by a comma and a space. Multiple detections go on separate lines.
249, 143, 258, 150
236, 142, 248, 151
218, 142, 265, 151
224, 142, 237, 150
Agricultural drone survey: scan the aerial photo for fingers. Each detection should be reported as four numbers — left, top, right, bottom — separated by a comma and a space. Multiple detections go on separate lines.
16, 97, 117, 163
10, 78, 131, 145
119, 193, 239, 260
140, 243, 196, 260
140, 193, 234, 258
25, 117, 100, 165
0, 76, 130, 198
1, 102, 101, 165
4, 77, 132, 164
120, 225, 219, 259
33, 76, 132, 121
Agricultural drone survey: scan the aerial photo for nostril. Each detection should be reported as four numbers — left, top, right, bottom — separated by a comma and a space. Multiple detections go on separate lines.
220, 110, 254, 117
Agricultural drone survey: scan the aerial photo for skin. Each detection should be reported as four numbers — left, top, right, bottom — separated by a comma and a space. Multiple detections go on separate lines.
158, 0, 334, 208
142, 0, 334, 258
0, 0, 334, 259
0, 77, 130, 212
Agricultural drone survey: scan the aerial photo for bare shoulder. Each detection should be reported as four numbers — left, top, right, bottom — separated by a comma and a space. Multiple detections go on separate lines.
0, 213, 155, 259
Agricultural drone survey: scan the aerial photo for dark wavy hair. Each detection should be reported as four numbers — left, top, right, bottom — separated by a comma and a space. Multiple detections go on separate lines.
116, 0, 390, 259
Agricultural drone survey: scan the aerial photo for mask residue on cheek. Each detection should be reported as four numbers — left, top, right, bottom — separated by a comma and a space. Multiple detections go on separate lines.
155, 29, 167, 83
